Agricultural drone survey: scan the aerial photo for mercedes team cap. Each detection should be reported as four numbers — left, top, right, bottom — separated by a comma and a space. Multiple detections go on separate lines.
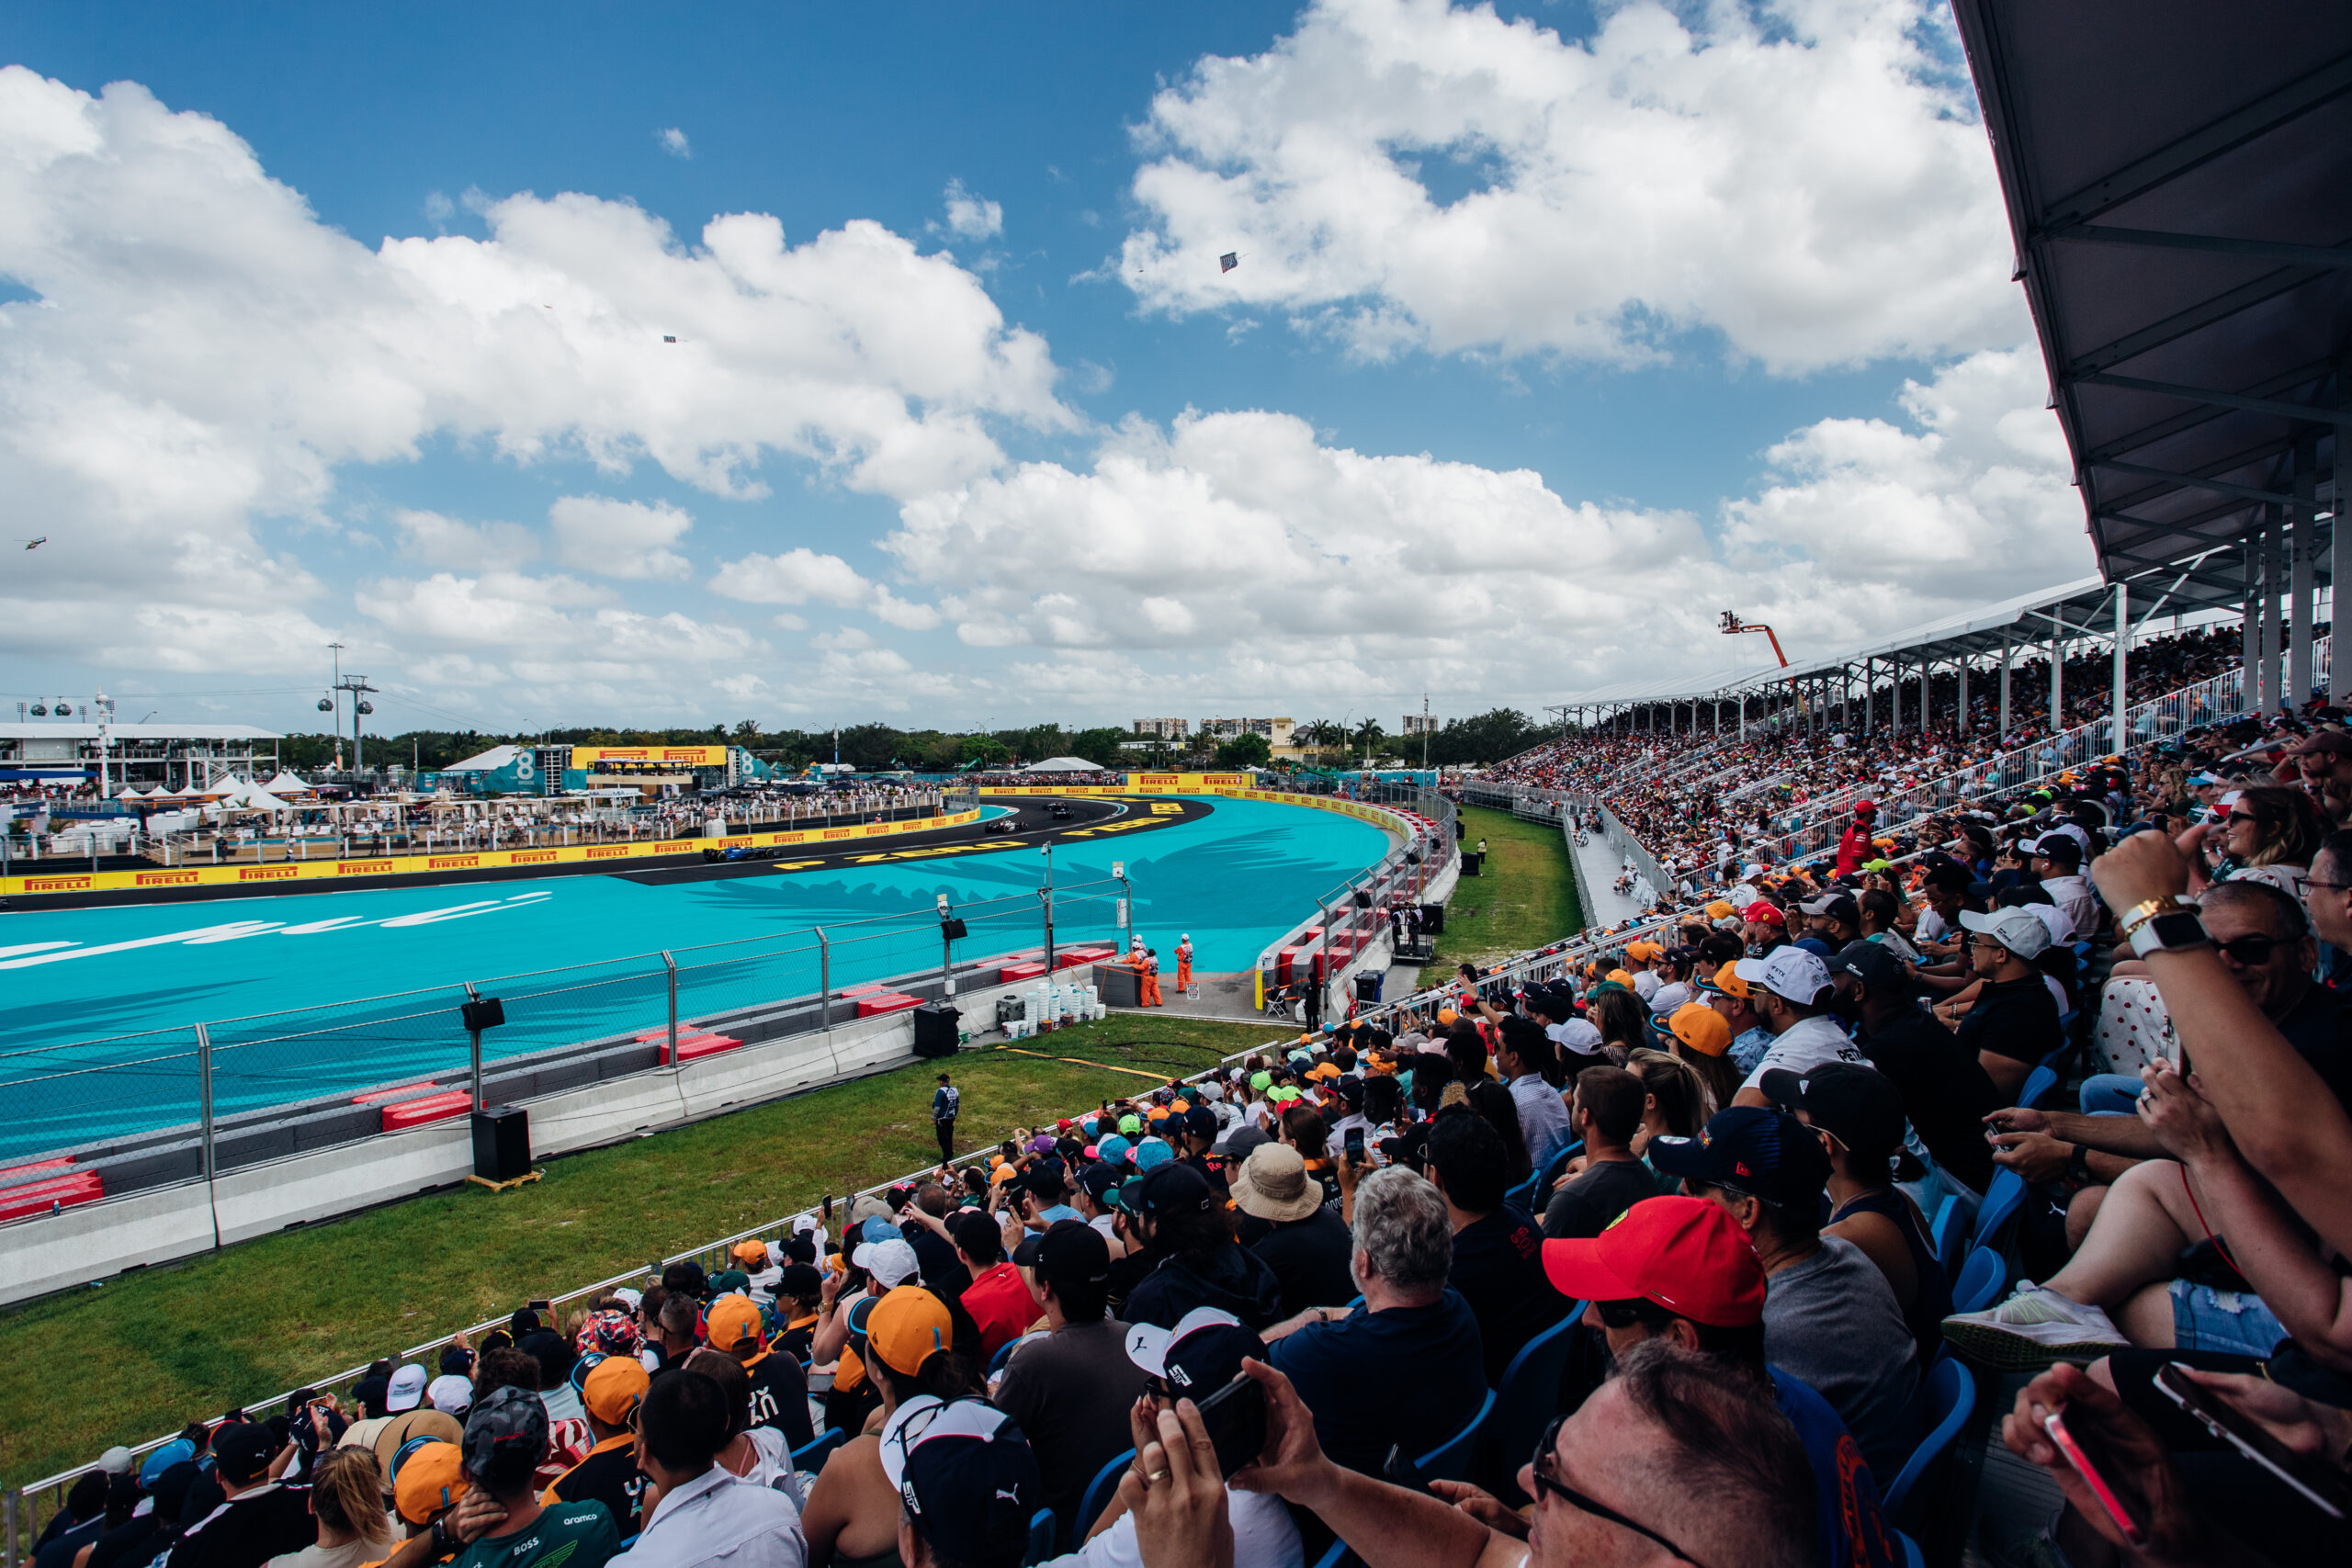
385, 1363, 428, 1413
880, 1396, 1041, 1566
424, 1374, 475, 1416
1648, 1107, 1833, 1210
1540, 1196, 1766, 1327
1958, 906, 2053, 960
1124, 1305, 1267, 1395
1759, 1062, 1907, 1164
1730, 947, 1832, 1006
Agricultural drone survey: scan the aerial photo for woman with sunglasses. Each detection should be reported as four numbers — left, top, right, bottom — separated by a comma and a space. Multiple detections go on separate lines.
2177, 784, 2322, 897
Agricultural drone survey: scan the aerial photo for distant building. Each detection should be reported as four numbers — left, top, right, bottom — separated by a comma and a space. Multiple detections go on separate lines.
1198, 716, 1295, 747
0, 720, 281, 790
1132, 717, 1189, 739
1401, 714, 1441, 735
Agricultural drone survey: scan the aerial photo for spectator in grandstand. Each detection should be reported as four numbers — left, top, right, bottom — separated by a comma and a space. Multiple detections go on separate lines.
2182, 782, 2322, 895
1261, 1167, 1485, 1476
1541, 1196, 1894, 1568
877, 1397, 1039, 1568
1231, 1337, 1815, 1568
1623, 1047, 1709, 1153
1798, 893, 1860, 950
706, 1292, 817, 1454
952, 1212, 1038, 1361
994, 1222, 1147, 1531
546, 1357, 651, 1539
1118, 1163, 1283, 1332
896, 1186, 970, 1296
1494, 1015, 1573, 1173
170, 1422, 313, 1567
804, 1289, 971, 1568
1584, 986, 1649, 1059
383, 1387, 618, 1568
1232, 1143, 1356, 1319
1655, 1108, 1919, 1482
1544, 1066, 1663, 1241
1765, 1063, 1952, 1359
1831, 942, 2001, 1201
1424, 1110, 1569, 1383
1835, 801, 1879, 876
1697, 961, 1775, 1075
1645, 1000, 1743, 1114
625, 1370, 803, 1566
681, 1349, 795, 1491
2029, 831, 2099, 940
1069, 1309, 1303, 1568
29, 1473, 107, 1568
1949, 908, 2065, 1100
1725, 949, 1865, 1111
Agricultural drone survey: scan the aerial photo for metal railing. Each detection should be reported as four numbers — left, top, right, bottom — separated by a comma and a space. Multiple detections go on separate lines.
1244, 785, 1457, 1017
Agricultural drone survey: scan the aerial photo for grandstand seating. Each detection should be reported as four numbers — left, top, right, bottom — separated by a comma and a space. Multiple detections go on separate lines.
1881, 1354, 1976, 1527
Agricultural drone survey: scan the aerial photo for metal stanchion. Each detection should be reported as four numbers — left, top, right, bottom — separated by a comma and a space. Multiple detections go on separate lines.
661, 953, 678, 1065
196, 1025, 220, 1250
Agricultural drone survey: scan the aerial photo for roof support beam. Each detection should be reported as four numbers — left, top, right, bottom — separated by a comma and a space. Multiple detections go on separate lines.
2091, 458, 2310, 510
2082, 360, 2341, 465
2040, 51, 2352, 228
2075, 372, 2352, 426
2063, 266, 2323, 378
2049, 223, 2352, 271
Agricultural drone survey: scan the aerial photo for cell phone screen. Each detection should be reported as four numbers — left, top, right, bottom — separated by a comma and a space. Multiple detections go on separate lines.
2155, 1364, 2350, 1518
1344, 1128, 1365, 1160
1194, 1375, 1268, 1479
2042, 1412, 2143, 1543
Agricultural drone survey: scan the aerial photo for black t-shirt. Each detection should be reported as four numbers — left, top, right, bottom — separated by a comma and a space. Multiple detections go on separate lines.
1182, 1153, 1230, 1198
1954, 976, 2064, 1066
1858, 1007, 2002, 1194
550, 1437, 649, 1537
169, 1483, 315, 1568
744, 1349, 817, 1451
1543, 1158, 1664, 1240
1449, 1207, 1570, 1384
1249, 1207, 1358, 1319
771, 1314, 819, 1366
904, 1225, 970, 1297
2258, 984, 2352, 1111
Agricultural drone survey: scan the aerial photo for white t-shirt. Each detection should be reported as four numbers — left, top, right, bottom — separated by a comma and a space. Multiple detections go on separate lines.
1739, 1015, 1867, 1092
1649, 981, 1691, 1016
1051, 1484, 1301, 1568
1631, 971, 1661, 1002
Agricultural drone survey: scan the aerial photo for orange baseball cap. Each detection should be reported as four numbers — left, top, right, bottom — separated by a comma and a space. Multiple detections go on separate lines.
582, 1356, 650, 1425
868, 1285, 954, 1377
1697, 962, 1750, 1000
1649, 1002, 1733, 1058
731, 1240, 769, 1268
391, 1439, 468, 1524
705, 1294, 764, 1354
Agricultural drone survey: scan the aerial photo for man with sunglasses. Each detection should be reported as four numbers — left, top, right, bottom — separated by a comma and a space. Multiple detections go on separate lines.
1948, 908, 2063, 1102
1542, 1196, 1901, 1568
1227, 1335, 1814, 1568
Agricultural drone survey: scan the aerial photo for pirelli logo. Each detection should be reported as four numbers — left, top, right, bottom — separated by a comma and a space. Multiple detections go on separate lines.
428, 855, 480, 870
338, 860, 396, 876
511, 850, 557, 864
1137, 773, 1179, 784
587, 846, 632, 860
822, 827, 854, 840
135, 870, 203, 886
25, 875, 92, 893
239, 866, 299, 881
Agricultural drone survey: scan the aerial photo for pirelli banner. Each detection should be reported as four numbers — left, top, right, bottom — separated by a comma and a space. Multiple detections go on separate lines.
979, 773, 1255, 796
0, 809, 980, 898
571, 745, 730, 769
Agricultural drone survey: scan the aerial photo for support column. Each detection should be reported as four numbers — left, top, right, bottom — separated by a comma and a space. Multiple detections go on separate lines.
1892, 656, 1903, 733
2292, 481, 2315, 711
1999, 639, 2013, 738
1918, 660, 1929, 736
1864, 658, 1874, 731
2332, 418, 2350, 706
2262, 509, 2284, 714
2244, 536, 2261, 711
2052, 626, 2064, 731
1959, 657, 1970, 736
2111, 581, 2129, 757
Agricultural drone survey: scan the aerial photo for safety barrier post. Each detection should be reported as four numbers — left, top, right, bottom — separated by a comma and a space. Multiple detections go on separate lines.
463, 983, 486, 1110
196, 1024, 221, 1250
661, 953, 678, 1064
817, 929, 831, 1041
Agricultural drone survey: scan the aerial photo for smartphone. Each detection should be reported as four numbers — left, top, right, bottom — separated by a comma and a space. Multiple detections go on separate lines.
1193, 1375, 1268, 1479
2155, 1363, 2349, 1518
526, 1298, 552, 1313
2041, 1411, 2143, 1544
1343, 1128, 1365, 1162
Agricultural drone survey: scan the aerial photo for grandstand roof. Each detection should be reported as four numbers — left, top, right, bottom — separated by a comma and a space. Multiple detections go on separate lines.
0, 721, 283, 741
1951, 1, 2349, 590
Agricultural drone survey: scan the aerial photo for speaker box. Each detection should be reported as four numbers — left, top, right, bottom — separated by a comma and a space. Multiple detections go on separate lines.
1353, 970, 1384, 1003
471, 1106, 531, 1181
1461, 851, 1485, 876
912, 1001, 961, 1058
1419, 901, 1446, 934
1093, 960, 1141, 1008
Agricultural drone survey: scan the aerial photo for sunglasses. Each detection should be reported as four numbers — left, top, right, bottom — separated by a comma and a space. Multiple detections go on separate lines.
2213, 933, 2283, 965
1530, 1414, 1713, 1568
2227, 811, 2259, 825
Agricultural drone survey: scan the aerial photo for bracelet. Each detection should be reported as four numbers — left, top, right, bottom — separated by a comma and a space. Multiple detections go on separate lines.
2117, 896, 2193, 942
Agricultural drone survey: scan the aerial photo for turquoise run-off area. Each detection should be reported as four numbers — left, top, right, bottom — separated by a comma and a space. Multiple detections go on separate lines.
0, 795, 1392, 1156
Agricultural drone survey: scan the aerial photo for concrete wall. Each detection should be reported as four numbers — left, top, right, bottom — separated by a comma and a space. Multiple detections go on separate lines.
0, 972, 1039, 1307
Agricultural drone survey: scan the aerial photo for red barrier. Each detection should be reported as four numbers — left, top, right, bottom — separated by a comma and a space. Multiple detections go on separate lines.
351, 1082, 438, 1105
381, 1091, 473, 1131
998, 961, 1049, 982
662, 1032, 745, 1065
0, 1171, 104, 1223
855, 993, 921, 1018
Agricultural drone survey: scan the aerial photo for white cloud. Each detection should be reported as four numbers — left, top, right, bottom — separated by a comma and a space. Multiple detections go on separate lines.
657, 127, 692, 159
0, 66, 1076, 684
708, 547, 874, 608
1118, 0, 2021, 371
547, 494, 694, 580
393, 509, 540, 571
942, 178, 1003, 241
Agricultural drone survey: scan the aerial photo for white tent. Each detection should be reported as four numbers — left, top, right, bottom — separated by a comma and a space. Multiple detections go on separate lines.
234, 788, 293, 812
116, 787, 145, 802
262, 771, 311, 795
141, 785, 172, 799
1022, 756, 1103, 773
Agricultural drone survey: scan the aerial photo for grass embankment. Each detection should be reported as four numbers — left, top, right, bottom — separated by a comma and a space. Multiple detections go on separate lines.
1432, 804, 1583, 966
0, 1015, 1290, 1490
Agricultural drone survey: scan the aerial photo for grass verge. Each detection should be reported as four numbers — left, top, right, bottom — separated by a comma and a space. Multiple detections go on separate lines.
0, 1014, 1289, 1491
1432, 803, 1583, 966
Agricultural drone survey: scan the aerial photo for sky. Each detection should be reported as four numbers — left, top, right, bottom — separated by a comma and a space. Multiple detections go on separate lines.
0, 0, 2099, 739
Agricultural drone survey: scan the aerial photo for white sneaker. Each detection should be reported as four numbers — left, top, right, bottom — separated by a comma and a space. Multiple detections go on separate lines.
1941, 1283, 2129, 1371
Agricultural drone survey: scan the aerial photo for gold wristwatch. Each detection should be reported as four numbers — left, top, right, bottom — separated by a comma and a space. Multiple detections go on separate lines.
2116, 895, 2194, 941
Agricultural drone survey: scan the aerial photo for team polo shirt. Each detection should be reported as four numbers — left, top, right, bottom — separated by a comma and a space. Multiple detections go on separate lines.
546, 1435, 647, 1538
742, 1348, 817, 1451
447, 1499, 618, 1568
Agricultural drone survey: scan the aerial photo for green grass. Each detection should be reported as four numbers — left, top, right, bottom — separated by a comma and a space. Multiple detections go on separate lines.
1432, 804, 1583, 965
0, 1015, 1290, 1492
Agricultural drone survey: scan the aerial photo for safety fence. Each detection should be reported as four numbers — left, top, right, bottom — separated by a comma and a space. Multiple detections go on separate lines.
1242, 786, 1457, 1014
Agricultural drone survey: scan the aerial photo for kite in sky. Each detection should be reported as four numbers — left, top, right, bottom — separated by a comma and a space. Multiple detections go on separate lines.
1220, 252, 1238, 273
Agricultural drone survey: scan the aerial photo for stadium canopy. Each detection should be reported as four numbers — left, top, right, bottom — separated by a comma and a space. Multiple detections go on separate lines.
1951, 0, 2351, 705
1020, 756, 1102, 773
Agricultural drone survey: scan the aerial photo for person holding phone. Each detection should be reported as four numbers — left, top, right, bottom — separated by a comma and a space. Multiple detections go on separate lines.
1063, 1307, 1300, 1568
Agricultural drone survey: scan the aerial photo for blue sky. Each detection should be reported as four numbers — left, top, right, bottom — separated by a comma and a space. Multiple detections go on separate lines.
0, 0, 2096, 737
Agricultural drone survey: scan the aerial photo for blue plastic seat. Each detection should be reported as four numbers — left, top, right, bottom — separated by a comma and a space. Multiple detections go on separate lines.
1071, 1447, 1135, 1551
1929, 1194, 1963, 1284
1898, 1529, 1925, 1568
1310, 1540, 1350, 1568
2018, 1065, 2058, 1111
790, 1427, 845, 1472
989, 1336, 1021, 1378
1972, 1168, 2026, 1250
1415, 1388, 1498, 1484
1951, 1245, 2007, 1314
1881, 1353, 1977, 1525
1481, 1308, 1583, 1502
1502, 1173, 1540, 1213
1024, 1507, 1058, 1567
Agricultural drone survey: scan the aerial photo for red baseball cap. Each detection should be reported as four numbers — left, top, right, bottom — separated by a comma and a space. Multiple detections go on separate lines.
1540, 1195, 1766, 1328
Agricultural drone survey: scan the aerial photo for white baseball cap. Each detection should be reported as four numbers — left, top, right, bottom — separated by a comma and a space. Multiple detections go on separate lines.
385, 1363, 428, 1413
1732, 947, 1833, 1006
426, 1374, 474, 1416
852, 1237, 921, 1289
1959, 907, 2053, 960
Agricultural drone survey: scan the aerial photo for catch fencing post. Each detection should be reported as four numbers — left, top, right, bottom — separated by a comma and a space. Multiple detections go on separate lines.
196, 1024, 221, 1250
660, 954, 678, 1065
817, 929, 831, 1042
1041, 843, 1056, 969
